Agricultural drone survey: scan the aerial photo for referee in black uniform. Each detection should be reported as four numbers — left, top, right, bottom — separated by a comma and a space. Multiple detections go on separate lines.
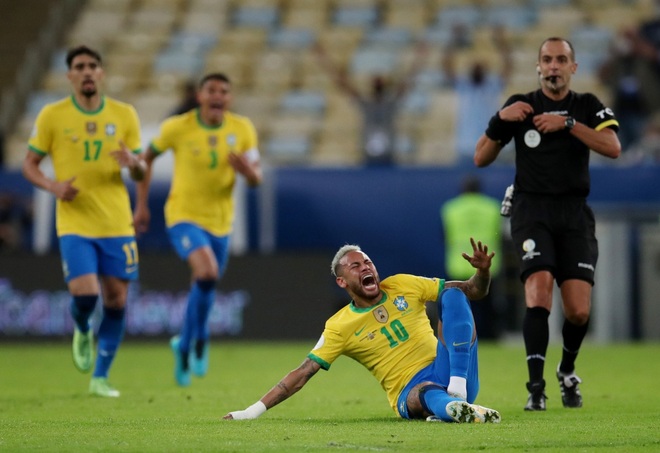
474, 37, 621, 411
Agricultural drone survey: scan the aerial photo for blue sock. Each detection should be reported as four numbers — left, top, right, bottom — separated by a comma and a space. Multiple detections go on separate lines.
194, 279, 216, 343
439, 288, 474, 380
179, 279, 214, 354
93, 307, 125, 378
420, 386, 463, 422
70, 295, 98, 333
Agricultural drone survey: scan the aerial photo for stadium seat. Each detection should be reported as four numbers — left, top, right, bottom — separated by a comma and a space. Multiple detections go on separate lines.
363, 27, 413, 49
350, 47, 399, 75
279, 90, 326, 115
484, 6, 537, 30
153, 50, 205, 81
232, 6, 280, 29
268, 28, 315, 50
266, 135, 312, 161
434, 5, 482, 31
333, 6, 380, 28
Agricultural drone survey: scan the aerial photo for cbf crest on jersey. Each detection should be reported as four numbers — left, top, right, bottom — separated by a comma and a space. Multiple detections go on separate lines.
393, 296, 408, 311
226, 133, 237, 147
105, 123, 116, 137
373, 306, 389, 323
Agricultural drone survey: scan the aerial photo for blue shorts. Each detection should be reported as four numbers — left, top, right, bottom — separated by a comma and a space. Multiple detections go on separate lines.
59, 235, 139, 282
167, 223, 230, 277
396, 339, 480, 419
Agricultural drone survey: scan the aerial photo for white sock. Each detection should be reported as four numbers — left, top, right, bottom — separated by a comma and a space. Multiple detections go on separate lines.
447, 376, 467, 400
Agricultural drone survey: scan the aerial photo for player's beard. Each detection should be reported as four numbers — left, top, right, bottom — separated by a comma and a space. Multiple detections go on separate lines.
81, 80, 97, 98
81, 87, 97, 98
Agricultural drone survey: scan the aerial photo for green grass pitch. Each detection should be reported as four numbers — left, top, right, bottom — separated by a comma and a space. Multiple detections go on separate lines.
1, 340, 659, 452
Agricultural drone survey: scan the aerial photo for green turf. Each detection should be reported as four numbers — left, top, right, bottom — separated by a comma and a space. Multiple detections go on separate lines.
1, 340, 659, 452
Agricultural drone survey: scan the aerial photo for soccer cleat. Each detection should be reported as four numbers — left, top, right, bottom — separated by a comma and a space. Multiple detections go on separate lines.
445, 400, 501, 423
557, 366, 583, 408
89, 377, 120, 397
191, 339, 209, 377
171, 336, 191, 387
72, 328, 94, 373
524, 380, 547, 411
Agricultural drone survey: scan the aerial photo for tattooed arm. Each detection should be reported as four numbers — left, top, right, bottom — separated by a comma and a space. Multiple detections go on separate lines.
223, 358, 321, 420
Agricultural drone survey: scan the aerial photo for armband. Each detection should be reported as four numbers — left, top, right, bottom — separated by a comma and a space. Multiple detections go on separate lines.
485, 112, 507, 142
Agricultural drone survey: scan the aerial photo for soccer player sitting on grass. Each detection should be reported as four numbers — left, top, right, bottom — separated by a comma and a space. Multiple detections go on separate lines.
224, 239, 501, 423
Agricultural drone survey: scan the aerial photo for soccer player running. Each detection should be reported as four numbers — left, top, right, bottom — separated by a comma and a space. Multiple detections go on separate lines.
23, 45, 145, 397
133, 73, 262, 387
474, 37, 621, 411
224, 239, 501, 423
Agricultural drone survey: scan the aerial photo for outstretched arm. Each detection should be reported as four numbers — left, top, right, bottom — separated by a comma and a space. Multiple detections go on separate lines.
224, 357, 322, 420
445, 237, 494, 300
109, 140, 146, 181
392, 40, 429, 99
313, 42, 361, 100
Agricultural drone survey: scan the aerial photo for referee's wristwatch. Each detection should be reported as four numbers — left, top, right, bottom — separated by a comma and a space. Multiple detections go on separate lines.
564, 116, 576, 130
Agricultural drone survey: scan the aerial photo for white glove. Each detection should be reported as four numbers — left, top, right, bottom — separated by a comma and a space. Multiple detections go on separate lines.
227, 401, 267, 420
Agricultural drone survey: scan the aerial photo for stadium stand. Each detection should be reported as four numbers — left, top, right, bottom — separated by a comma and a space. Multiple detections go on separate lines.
1, 0, 656, 168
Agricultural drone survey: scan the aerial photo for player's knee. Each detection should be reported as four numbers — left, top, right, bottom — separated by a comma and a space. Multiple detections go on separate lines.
440, 288, 470, 318
566, 309, 590, 325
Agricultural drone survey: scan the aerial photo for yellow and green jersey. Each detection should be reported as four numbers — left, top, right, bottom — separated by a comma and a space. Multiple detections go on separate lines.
309, 274, 445, 414
150, 110, 258, 236
28, 95, 142, 237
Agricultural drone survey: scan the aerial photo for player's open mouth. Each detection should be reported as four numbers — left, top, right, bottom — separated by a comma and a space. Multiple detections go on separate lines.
362, 274, 377, 290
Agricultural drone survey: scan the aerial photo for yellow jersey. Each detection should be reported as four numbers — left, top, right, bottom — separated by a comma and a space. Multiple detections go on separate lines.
28, 95, 142, 237
309, 274, 445, 414
150, 109, 258, 236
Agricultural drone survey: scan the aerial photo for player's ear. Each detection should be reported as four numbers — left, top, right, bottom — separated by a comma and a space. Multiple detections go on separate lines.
536, 65, 541, 75
335, 276, 347, 289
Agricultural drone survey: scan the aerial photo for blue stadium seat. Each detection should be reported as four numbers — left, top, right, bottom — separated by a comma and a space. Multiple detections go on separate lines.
232, 6, 280, 28
154, 50, 205, 77
280, 91, 326, 115
435, 6, 482, 30
167, 31, 218, 54
266, 135, 312, 159
402, 88, 431, 114
350, 47, 398, 74
333, 6, 379, 28
423, 26, 473, 47
414, 68, 448, 90
484, 6, 537, 30
268, 28, 315, 50
363, 27, 412, 48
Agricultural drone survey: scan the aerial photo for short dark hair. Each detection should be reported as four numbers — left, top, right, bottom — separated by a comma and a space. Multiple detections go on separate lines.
199, 73, 231, 88
462, 175, 481, 193
66, 45, 102, 68
538, 37, 575, 62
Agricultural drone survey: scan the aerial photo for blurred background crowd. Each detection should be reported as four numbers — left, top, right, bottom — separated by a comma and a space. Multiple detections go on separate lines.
1, 0, 659, 341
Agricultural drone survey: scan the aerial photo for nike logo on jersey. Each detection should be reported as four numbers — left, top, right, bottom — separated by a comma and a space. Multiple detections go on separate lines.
354, 327, 366, 336
452, 341, 469, 347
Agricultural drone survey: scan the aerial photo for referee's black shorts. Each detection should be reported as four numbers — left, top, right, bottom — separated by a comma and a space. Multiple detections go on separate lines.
510, 193, 598, 286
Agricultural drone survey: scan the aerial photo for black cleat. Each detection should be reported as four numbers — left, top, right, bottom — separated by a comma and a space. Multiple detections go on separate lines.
557, 366, 583, 408
524, 380, 547, 411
